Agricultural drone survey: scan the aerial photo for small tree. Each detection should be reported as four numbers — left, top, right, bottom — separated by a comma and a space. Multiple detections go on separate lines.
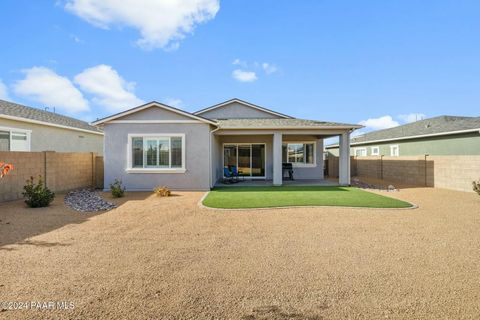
473, 179, 480, 196
0, 162, 14, 178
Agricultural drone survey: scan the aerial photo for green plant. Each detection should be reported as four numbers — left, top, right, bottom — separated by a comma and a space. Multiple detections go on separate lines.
110, 179, 125, 198
153, 185, 171, 197
22, 175, 55, 208
473, 179, 480, 195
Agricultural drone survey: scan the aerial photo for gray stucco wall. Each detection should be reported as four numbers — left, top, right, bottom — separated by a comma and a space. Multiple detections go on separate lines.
0, 118, 103, 154
214, 134, 324, 183
197, 102, 281, 119
104, 122, 211, 191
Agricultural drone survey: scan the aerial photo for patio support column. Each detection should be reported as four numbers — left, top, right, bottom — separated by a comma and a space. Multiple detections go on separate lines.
273, 132, 283, 186
339, 131, 351, 185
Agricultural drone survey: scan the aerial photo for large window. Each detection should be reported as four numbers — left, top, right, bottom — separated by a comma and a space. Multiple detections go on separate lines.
282, 142, 315, 166
128, 134, 185, 172
223, 144, 265, 177
0, 127, 30, 151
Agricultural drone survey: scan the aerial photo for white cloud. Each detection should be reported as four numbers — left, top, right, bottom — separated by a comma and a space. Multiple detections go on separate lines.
232, 69, 257, 82
74, 64, 144, 112
164, 97, 183, 108
65, 0, 220, 50
232, 58, 247, 67
359, 115, 399, 131
262, 62, 277, 75
0, 80, 9, 100
13, 67, 89, 113
398, 113, 426, 123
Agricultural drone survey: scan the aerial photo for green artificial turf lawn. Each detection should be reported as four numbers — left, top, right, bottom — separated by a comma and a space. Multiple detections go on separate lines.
202, 186, 413, 209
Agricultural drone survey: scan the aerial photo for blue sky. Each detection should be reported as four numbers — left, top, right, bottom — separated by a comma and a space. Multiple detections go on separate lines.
1, 0, 479, 132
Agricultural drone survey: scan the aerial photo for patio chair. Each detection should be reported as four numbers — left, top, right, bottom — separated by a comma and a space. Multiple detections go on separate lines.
229, 165, 244, 182
223, 167, 237, 184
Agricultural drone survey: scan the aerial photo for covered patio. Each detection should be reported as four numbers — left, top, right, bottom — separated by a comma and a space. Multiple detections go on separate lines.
210, 118, 362, 187
214, 178, 339, 187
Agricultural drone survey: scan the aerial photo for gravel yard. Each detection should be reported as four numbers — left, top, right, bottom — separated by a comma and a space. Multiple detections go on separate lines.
1, 187, 479, 319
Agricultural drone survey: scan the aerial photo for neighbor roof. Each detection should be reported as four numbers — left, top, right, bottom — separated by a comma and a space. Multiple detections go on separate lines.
326, 115, 480, 147
194, 98, 293, 119
0, 99, 102, 135
216, 118, 363, 130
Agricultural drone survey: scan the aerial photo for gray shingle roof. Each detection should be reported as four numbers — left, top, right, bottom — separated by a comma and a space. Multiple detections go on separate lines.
347, 115, 480, 145
0, 99, 102, 133
216, 118, 362, 129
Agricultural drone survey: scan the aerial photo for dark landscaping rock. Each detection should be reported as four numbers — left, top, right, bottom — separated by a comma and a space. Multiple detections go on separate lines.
64, 189, 116, 212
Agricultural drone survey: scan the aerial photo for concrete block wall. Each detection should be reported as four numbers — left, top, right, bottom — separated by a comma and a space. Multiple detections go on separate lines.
328, 154, 480, 192
0, 151, 103, 202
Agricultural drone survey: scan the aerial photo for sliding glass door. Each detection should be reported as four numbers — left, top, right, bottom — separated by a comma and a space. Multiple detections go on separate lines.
223, 144, 265, 178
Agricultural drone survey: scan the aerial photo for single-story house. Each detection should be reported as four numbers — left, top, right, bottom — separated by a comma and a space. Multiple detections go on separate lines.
326, 115, 480, 157
0, 99, 103, 154
92, 98, 362, 190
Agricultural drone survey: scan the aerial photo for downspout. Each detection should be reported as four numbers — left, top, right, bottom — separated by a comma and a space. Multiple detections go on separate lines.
209, 125, 220, 189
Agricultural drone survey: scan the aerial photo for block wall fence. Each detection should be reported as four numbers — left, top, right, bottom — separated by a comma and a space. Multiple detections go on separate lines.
0, 151, 103, 202
328, 155, 480, 192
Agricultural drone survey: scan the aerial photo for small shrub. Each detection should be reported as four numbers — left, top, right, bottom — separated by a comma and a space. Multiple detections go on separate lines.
110, 179, 125, 198
153, 186, 171, 197
473, 179, 480, 195
22, 175, 55, 208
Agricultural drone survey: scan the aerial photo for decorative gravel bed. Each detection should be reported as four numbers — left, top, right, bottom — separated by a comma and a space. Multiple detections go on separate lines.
64, 189, 116, 212
351, 178, 398, 192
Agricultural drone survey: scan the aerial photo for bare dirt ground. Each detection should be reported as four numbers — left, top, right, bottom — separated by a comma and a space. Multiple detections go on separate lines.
1, 186, 479, 319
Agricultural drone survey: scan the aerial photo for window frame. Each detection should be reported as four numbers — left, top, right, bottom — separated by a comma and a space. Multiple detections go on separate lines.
353, 147, 367, 157
126, 133, 186, 173
370, 146, 380, 156
282, 141, 317, 167
0, 125, 31, 152
390, 144, 399, 157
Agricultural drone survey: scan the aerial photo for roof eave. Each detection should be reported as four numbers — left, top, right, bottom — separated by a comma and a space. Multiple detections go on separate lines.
91, 101, 218, 126
194, 98, 294, 119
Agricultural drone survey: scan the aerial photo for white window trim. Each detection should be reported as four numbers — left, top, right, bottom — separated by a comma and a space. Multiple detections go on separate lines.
0, 125, 31, 151
371, 146, 380, 156
126, 133, 186, 173
354, 147, 367, 157
222, 143, 267, 179
282, 141, 317, 167
390, 144, 399, 157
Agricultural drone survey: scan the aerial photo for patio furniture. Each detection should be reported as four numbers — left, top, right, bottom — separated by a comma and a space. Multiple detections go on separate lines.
229, 165, 244, 182
223, 167, 238, 184
282, 162, 294, 180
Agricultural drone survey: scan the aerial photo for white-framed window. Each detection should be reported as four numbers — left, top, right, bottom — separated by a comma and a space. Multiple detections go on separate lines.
371, 146, 380, 156
282, 142, 316, 167
127, 134, 186, 173
0, 126, 31, 151
354, 147, 367, 157
390, 145, 399, 157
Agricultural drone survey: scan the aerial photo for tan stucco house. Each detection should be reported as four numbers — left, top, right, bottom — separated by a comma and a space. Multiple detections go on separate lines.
0, 99, 103, 154
93, 98, 361, 190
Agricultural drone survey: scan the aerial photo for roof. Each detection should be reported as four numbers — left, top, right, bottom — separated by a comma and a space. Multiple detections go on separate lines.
0, 99, 102, 135
216, 118, 363, 130
91, 101, 217, 126
326, 115, 480, 147
194, 98, 293, 119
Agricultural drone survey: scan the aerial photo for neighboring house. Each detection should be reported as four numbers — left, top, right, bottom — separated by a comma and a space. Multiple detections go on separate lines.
326, 115, 480, 157
93, 98, 361, 190
0, 99, 103, 154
